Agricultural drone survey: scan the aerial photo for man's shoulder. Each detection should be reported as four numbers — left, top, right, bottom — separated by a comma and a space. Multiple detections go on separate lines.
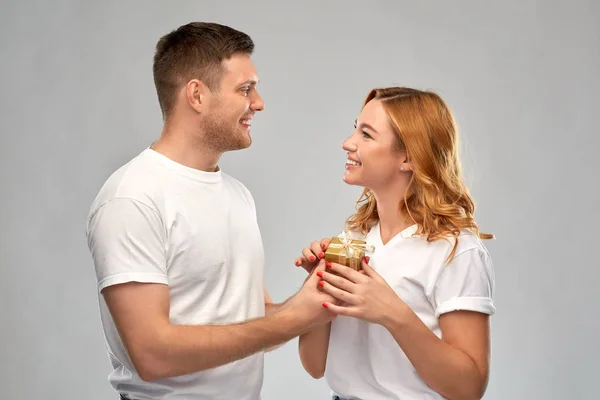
221, 171, 255, 206
88, 150, 166, 217
221, 171, 249, 191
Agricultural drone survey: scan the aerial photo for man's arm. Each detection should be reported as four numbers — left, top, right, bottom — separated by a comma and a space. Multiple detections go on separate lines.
264, 287, 284, 316
90, 199, 333, 380
103, 270, 332, 382
263, 287, 287, 352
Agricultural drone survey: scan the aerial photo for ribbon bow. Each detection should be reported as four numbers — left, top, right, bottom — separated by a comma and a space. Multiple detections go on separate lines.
329, 230, 375, 258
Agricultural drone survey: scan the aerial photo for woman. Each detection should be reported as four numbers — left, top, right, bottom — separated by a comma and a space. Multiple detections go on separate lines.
295, 87, 495, 400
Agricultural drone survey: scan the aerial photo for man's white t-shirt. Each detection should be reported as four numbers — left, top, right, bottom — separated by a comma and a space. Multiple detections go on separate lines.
86, 148, 266, 400
326, 223, 496, 400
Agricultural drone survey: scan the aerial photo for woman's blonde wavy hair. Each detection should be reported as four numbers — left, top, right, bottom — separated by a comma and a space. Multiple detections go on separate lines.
345, 87, 493, 262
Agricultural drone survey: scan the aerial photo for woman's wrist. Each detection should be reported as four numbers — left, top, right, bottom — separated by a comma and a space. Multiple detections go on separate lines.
381, 297, 413, 330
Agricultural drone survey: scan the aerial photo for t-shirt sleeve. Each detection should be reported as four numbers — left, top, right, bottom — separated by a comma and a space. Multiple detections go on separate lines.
86, 198, 169, 293
431, 247, 496, 318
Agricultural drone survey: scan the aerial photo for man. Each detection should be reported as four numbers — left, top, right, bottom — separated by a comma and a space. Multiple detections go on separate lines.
86, 22, 333, 400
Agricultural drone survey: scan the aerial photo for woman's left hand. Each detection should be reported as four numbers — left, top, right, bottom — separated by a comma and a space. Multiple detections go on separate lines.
317, 257, 410, 326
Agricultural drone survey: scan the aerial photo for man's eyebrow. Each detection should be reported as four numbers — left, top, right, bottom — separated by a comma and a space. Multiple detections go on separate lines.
239, 79, 259, 86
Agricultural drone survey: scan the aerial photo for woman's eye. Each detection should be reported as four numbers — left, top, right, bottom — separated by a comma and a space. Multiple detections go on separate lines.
362, 130, 372, 139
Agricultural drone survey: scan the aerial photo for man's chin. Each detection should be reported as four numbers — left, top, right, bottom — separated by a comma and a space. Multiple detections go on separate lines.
223, 138, 252, 152
237, 135, 252, 149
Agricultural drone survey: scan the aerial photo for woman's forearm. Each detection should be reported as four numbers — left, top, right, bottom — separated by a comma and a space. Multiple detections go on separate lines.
383, 311, 487, 400
298, 322, 331, 379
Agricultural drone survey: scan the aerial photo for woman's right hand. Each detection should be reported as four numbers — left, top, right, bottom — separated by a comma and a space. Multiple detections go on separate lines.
295, 238, 331, 274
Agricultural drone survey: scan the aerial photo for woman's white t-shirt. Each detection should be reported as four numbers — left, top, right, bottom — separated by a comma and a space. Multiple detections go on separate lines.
325, 223, 496, 400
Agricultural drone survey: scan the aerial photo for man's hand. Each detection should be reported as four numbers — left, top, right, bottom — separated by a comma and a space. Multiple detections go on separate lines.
294, 237, 331, 274
283, 260, 337, 331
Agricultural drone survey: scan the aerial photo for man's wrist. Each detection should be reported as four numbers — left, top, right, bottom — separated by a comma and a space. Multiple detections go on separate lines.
271, 296, 310, 336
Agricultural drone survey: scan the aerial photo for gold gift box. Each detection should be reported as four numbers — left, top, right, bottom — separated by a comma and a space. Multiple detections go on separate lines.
324, 236, 368, 271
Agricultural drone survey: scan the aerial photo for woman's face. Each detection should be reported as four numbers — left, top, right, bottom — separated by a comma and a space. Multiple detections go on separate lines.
342, 100, 407, 190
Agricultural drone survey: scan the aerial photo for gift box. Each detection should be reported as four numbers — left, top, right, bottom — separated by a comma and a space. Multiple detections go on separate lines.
324, 231, 374, 271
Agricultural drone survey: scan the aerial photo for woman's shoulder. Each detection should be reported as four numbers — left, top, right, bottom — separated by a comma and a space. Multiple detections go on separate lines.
412, 227, 491, 258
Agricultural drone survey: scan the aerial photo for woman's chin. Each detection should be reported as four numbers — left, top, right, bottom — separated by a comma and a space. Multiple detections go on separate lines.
342, 174, 361, 186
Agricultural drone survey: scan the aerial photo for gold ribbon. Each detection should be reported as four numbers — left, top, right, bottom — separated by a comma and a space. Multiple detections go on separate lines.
328, 231, 375, 259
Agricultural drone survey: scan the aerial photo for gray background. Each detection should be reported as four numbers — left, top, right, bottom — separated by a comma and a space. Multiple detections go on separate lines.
1, 0, 598, 399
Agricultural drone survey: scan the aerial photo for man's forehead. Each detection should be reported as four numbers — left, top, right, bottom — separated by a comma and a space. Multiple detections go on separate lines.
221, 54, 259, 85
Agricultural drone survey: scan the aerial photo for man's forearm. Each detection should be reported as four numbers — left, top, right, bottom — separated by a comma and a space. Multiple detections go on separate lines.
265, 298, 290, 317
139, 309, 304, 381
262, 300, 292, 352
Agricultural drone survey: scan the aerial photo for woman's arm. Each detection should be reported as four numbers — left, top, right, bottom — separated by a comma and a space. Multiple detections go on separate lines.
298, 322, 332, 379
319, 259, 492, 400
293, 238, 334, 378
384, 309, 490, 400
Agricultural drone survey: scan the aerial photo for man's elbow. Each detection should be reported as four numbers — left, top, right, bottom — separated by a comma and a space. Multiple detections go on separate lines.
125, 334, 174, 382
454, 377, 488, 400
137, 366, 162, 383
471, 370, 489, 399
471, 379, 488, 400
130, 347, 171, 382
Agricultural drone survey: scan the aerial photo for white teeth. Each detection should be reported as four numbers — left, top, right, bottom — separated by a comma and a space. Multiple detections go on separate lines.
346, 159, 361, 166
241, 119, 252, 125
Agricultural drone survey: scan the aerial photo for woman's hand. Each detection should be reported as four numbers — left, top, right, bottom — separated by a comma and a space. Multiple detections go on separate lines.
294, 237, 331, 274
317, 257, 410, 326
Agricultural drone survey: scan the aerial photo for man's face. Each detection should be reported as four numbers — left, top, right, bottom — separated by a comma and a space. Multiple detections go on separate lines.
200, 53, 264, 152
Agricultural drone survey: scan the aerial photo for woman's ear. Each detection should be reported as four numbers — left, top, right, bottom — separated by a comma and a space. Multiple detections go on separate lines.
399, 156, 413, 172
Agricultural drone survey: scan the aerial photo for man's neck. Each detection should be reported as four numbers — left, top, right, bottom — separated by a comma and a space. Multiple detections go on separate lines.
151, 124, 221, 172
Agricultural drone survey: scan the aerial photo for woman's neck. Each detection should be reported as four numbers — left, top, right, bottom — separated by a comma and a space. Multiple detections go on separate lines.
373, 186, 413, 245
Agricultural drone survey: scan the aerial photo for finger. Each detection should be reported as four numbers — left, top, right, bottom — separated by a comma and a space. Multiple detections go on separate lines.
294, 256, 314, 274
302, 247, 318, 263
318, 279, 356, 305
325, 261, 369, 284
305, 260, 327, 282
317, 270, 355, 293
361, 257, 380, 279
312, 259, 327, 273
319, 237, 331, 251
310, 241, 325, 260
322, 302, 358, 317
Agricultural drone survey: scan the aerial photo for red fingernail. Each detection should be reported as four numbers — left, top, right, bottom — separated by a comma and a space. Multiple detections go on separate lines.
326, 261, 332, 268
318, 280, 325, 287
321, 243, 327, 250
295, 260, 301, 266
322, 302, 328, 308
309, 256, 315, 262
318, 252, 324, 259
316, 271, 323, 277
363, 256, 369, 263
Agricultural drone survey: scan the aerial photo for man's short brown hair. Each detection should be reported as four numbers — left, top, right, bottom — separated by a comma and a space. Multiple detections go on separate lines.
153, 22, 254, 118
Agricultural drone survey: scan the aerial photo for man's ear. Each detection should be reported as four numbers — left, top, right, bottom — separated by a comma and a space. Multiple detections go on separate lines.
185, 79, 208, 113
